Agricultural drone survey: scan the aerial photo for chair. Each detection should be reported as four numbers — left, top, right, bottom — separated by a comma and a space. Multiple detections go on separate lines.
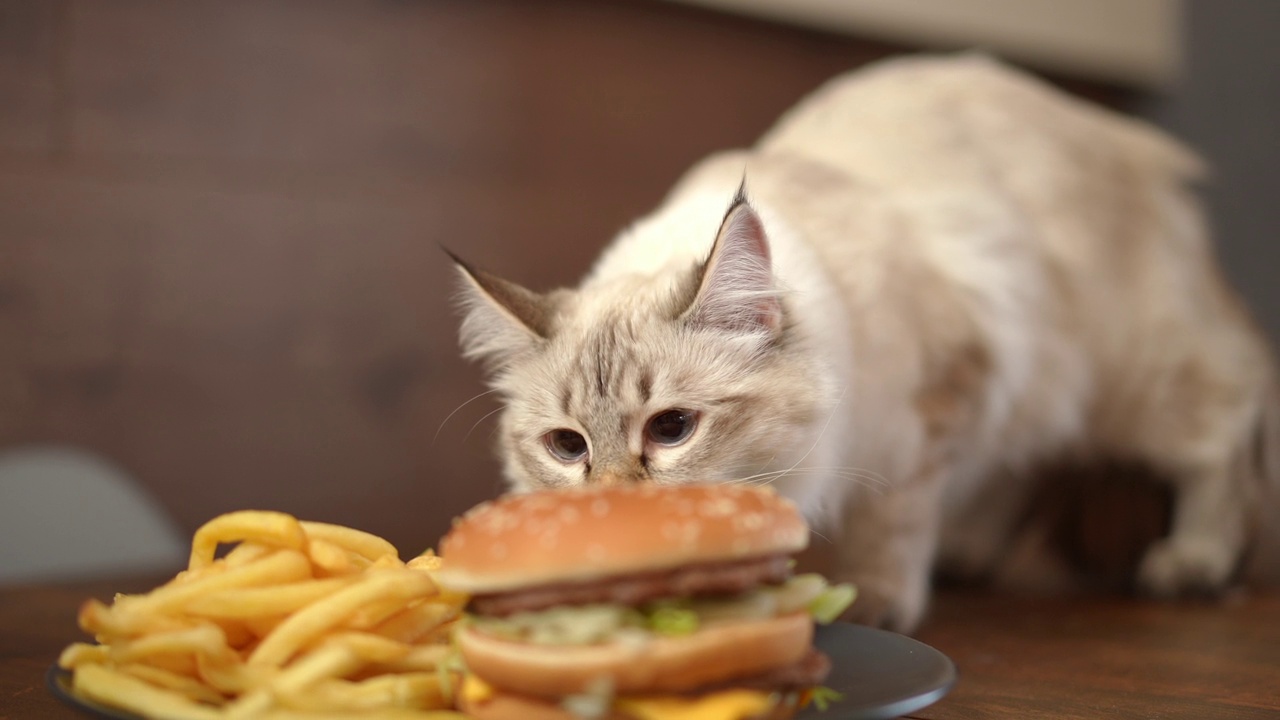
0, 445, 186, 584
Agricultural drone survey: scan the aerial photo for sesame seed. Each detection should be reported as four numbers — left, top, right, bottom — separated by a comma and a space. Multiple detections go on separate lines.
699, 498, 738, 517
680, 522, 701, 546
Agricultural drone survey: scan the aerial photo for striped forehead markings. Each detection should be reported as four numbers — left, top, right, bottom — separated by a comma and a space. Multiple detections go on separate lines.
638, 369, 653, 404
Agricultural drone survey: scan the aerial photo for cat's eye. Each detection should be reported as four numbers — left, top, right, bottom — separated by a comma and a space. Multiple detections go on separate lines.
544, 429, 589, 463
646, 409, 699, 446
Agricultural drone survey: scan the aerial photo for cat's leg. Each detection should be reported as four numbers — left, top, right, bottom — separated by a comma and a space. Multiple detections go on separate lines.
831, 465, 947, 633
1127, 364, 1269, 596
1137, 460, 1251, 596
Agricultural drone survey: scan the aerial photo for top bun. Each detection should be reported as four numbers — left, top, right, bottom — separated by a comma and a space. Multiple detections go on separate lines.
437, 485, 808, 594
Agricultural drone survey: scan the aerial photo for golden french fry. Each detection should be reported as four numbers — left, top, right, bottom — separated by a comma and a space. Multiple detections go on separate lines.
277, 672, 447, 712
307, 538, 370, 577
372, 554, 406, 570
118, 550, 312, 617
300, 521, 398, 562
170, 561, 229, 585
367, 644, 451, 674
348, 594, 419, 631
249, 571, 435, 667
243, 613, 288, 639
58, 642, 108, 669
185, 577, 356, 619
372, 600, 460, 644
195, 652, 274, 696
225, 541, 276, 566
63, 510, 468, 720
189, 510, 307, 569
328, 632, 411, 663
225, 642, 360, 719
269, 643, 363, 698
405, 551, 442, 572
118, 662, 227, 705
419, 623, 457, 646
220, 685, 274, 719
78, 598, 191, 638
210, 617, 256, 649
143, 652, 202, 678
270, 679, 368, 712
109, 623, 235, 665
72, 664, 221, 720
260, 710, 469, 720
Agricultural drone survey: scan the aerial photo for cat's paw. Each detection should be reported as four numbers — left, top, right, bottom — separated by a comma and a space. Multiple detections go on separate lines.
1137, 537, 1237, 597
839, 578, 928, 634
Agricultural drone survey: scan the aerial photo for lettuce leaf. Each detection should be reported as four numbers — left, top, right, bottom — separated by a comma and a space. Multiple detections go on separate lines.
808, 685, 844, 711
808, 584, 857, 624
647, 605, 700, 636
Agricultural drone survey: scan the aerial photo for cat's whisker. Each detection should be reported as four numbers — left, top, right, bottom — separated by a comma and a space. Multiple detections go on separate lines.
741, 465, 891, 482
820, 466, 891, 486
433, 388, 501, 445
746, 385, 849, 489
463, 405, 506, 443
764, 471, 888, 490
732, 449, 892, 489
839, 465, 891, 488
731, 466, 893, 496
747, 453, 779, 479
808, 525, 835, 545
731, 468, 787, 484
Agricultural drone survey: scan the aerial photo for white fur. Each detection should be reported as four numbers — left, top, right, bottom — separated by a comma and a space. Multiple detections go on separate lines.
457, 54, 1279, 632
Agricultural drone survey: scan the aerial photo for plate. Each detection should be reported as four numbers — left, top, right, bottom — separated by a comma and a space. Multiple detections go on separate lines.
49, 623, 955, 720
800, 622, 956, 719
48, 664, 136, 720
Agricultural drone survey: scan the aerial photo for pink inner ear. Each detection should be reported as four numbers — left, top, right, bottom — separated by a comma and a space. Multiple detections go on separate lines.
691, 202, 783, 335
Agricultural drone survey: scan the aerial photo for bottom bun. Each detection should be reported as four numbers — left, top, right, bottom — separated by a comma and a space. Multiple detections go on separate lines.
459, 685, 799, 720
458, 612, 813, 697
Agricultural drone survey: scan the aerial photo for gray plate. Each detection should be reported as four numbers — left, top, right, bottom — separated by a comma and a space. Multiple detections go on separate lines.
49, 623, 955, 719
801, 622, 956, 719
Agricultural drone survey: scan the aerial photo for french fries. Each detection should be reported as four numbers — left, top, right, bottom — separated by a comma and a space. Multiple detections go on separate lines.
59, 510, 469, 719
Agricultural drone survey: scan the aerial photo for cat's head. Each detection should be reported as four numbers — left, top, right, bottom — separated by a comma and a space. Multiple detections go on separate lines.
451, 193, 827, 491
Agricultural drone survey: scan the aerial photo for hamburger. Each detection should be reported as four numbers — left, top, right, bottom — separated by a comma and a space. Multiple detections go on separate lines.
436, 484, 855, 720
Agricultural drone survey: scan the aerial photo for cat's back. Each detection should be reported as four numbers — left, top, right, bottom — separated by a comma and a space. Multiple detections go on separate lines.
759, 53, 1202, 202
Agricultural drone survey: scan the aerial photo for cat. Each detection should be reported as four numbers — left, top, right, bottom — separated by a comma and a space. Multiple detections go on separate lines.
450, 54, 1279, 633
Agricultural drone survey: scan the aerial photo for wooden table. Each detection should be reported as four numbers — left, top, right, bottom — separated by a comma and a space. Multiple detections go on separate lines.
3, 576, 1278, 718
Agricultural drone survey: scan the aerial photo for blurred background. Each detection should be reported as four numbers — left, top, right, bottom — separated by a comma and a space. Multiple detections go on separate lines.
0, 0, 1275, 583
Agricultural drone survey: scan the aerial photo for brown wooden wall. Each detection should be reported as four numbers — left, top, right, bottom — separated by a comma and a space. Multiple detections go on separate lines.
0, 0, 1123, 555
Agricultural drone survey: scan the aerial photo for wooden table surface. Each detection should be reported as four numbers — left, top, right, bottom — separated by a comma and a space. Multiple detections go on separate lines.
2, 576, 1278, 719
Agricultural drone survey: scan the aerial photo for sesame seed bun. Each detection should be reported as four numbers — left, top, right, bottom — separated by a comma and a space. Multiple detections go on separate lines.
436, 485, 808, 594
457, 612, 814, 698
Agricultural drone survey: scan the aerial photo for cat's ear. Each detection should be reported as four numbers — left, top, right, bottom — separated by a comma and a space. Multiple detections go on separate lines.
683, 190, 783, 337
448, 250, 555, 371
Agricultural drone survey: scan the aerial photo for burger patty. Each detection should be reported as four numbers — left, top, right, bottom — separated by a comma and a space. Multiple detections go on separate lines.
469, 553, 792, 616
697, 647, 832, 694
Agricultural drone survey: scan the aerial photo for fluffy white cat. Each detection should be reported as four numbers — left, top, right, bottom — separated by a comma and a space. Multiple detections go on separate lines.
452, 55, 1278, 632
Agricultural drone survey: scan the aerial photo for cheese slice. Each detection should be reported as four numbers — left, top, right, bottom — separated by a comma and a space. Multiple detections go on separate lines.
615, 689, 774, 720
463, 673, 774, 720
462, 673, 496, 705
